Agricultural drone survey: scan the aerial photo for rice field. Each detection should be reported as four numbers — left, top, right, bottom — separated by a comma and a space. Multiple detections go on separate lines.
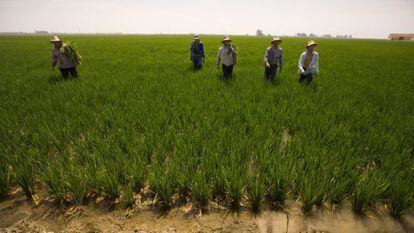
0, 35, 413, 217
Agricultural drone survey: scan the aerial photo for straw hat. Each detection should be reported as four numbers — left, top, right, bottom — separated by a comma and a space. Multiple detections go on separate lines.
193, 35, 200, 41
271, 37, 282, 43
50, 35, 61, 43
222, 37, 232, 43
306, 40, 317, 47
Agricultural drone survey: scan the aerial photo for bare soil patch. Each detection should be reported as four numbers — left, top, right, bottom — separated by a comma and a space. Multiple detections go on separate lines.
1, 188, 413, 233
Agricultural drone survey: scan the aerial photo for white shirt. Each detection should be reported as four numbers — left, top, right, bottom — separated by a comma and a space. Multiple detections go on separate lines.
216, 45, 237, 67
298, 51, 319, 74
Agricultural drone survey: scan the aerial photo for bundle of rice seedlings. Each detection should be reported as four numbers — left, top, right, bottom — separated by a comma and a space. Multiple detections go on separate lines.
61, 41, 82, 65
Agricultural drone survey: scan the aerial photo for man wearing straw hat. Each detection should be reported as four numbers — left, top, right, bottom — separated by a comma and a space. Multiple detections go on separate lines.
50, 35, 79, 79
190, 35, 205, 70
298, 40, 319, 85
216, 36, 237, 79
264, 37, 283, 81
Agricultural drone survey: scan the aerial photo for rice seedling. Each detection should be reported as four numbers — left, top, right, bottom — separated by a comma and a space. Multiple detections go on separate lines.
224, 163, 246, 209
96, 165, 121, 201
122, 184, 135, 208
265, 154, 296, 205
328, 154, 359, 205
39, 161, 66, 205
148, 161, 175, 209
61, 41, 82, 65
352, 169, 389, 213
63, 161, 87, 205
247, 172, 266, 213
190, 169, 210, 210
388, 183, 413, 217
11, 155, 36, 200
120, 155, 146, 192
297, 175, 315, 214
387, 172, 414, 217
0, 156, 10, 200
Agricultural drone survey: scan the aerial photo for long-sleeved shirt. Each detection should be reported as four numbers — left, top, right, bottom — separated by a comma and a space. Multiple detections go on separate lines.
264, 46, 283, 67
216, 45, 237, 67
51, 45, 76, 69
190, 42, 205, 59
298, 51, 319, 74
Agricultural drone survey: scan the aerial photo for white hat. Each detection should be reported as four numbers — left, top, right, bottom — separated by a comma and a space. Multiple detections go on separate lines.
222, 37, 232, 43
271, 37, 282, 43
50, 35, 61, 43
306, 40, 317, 47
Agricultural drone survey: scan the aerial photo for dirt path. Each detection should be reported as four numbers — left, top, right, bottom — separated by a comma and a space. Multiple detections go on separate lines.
0, 190, 413, 233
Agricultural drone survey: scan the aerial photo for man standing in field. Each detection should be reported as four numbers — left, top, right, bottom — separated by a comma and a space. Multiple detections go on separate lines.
298, 40, 319, 85
216, 36, 237, 79
190, 35, 205, 70
264, 37, 283, 81
51, 35, 80, 79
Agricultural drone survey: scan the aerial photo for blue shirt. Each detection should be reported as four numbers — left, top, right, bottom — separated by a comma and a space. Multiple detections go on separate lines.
190, 42, 205, 58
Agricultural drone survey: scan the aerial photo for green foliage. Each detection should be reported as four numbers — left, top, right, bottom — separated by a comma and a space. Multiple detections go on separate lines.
61, 41, 82, 65
63, 161, 87, 205
0, 35, 413, 215
12, 155, 36, 200
39, 161, 66, 205
353, 169, 389, 213
247, 172, 266, 213
225, 163, 246, 208
122, 184, 135, 208
190, 169, 210, 209
387, 171, 414, 217
148, 161, 175, 209
265, 153, 296, 204
0, 156, 10, 199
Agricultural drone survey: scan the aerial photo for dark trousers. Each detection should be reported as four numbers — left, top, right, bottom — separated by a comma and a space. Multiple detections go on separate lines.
192, 56, 203, 70
299, 72, 313, 85
59, 67, 78, 79
222, 64, 234, 79
264, 64, 278, 81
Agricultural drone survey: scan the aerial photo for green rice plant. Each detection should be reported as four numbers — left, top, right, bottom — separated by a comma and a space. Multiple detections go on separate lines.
211, 167, 227, 199
247, 173, 266, 213
190, 169, 210, 210
204, 158, 227, 199
121, 156, 146, 191
39, 161, 66, 205
12, 156, 36, 200
328, 154, 359, 205
96, 166, 121, 201
266, 155, 296, 204
82, 156, 100, 194
387, 172, 414, 217
0, 156, 10, 199
297, 175, 315, 214
122, 184, 135, 208
172, 157, 195, 198
296, 155, 330, 213
353, 169, 389, 213
63, 161, 87, 205
224, 163, 246, 209
148, 161, 175, 209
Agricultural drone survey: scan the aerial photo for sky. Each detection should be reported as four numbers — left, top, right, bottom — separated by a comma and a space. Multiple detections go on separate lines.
0, 0, 413, 39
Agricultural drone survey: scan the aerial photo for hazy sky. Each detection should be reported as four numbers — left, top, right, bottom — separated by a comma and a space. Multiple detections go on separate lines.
0, 0, 413, 38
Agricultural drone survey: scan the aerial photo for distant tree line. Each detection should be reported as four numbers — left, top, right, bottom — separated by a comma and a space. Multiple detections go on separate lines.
256, 29, 352, 39
296, 33, 352, 38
